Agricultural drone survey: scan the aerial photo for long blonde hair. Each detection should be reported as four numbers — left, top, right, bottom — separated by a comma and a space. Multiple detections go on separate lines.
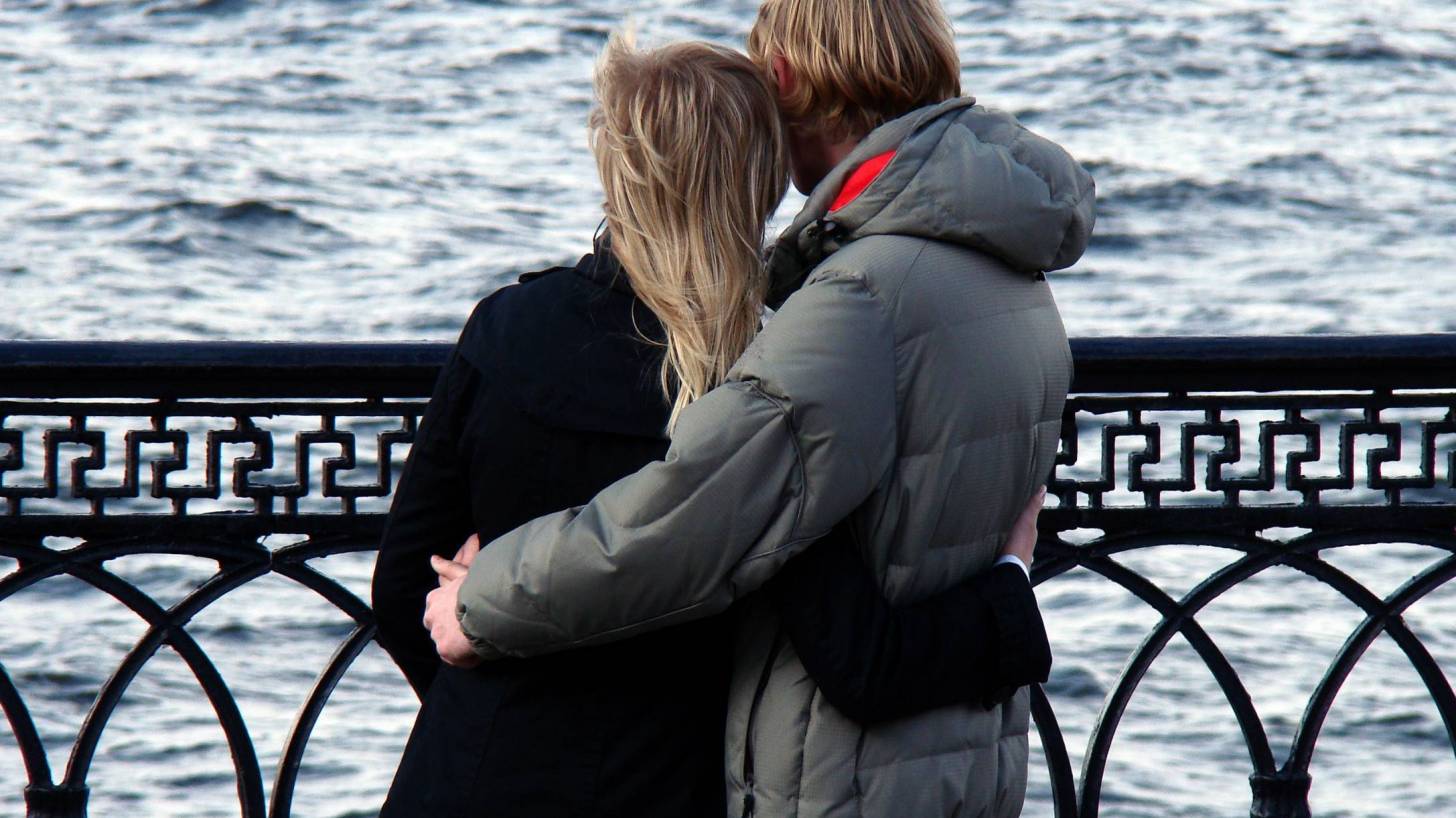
590, 35, 789, 431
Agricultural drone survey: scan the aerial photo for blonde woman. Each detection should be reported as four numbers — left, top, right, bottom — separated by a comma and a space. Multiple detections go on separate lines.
387, 35, 1052, 818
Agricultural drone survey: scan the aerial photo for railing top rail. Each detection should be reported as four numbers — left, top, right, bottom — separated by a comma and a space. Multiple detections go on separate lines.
3, 335, 1456, 398
1068, 334, 1456, 393
0, 341, 449, 399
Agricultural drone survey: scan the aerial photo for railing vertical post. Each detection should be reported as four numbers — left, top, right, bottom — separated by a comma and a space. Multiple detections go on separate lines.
1249, 770, 1312, 818
25, 784, 88, 818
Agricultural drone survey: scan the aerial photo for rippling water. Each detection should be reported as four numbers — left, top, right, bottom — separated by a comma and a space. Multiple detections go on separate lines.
3, 1, 1456, 816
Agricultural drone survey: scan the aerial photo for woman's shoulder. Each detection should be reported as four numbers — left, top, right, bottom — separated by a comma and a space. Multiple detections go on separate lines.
450, 256, 669, 439
462, 262, 579, 332
456, 257, 635, 362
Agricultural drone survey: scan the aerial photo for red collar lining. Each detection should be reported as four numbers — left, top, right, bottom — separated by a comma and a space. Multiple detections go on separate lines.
829, 149, 898, 213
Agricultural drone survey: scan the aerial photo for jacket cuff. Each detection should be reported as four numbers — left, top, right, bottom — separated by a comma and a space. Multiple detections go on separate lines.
981, 563, 1052, 689
994, 553, 1031, 579
456, 602, 506, 661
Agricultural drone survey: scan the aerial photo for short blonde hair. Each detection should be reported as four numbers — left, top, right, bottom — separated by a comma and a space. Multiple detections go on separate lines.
591, 36, 789, 432
748, 0, 962, 140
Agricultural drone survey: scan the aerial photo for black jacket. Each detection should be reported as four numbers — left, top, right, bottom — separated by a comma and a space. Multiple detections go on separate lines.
371, 248, 1051, 818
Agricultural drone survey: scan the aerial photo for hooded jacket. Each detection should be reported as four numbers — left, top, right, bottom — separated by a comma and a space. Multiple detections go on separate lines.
453, 98, 1094, 817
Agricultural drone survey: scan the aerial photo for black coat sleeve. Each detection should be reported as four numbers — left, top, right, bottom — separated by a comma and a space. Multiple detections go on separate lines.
371, 343, 479, 699
768, 526, 1052, 725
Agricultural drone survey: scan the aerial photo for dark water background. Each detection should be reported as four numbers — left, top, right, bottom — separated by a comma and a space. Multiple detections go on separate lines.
2, 1, 1455, 816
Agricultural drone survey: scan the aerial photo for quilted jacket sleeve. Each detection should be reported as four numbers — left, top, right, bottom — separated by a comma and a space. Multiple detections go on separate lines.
455, 270, 898, 659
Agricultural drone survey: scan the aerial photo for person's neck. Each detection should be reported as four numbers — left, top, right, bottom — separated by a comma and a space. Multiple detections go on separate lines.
823, 138, 858, 171
792, 130, 866, 195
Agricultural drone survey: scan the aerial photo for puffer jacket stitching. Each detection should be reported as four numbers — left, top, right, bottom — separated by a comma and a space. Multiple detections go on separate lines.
895, 425, 1057, 463
959, 118, 1064, 212
912, 121, 1083, 274
1052, 183, 1097, 266
789, 684, 815, 818
873, 269, 907, 473
840, 122, 943, 230
804, 252, 917, 446
784, 268, 902, 486
872, 110, 957, 227
999, 695, 1032, 739
726, 382, 837, 571
997, 120, 1097, 270
801, 266, 885, 299
854, 735, 1016, 773
890, 238, 933, 304
524, 570, 561, 634
999, 125, 1043, 194
1000, 717, 1029, 740
924, 189, 1017, 271
879, 245, 926, 464
851, 722, 868, 817
739, 380, 809, 537
882, 539, 1005, 575
1055, 171, 1096, 209
892, 300, 1066, 350
737, 534, 837, 571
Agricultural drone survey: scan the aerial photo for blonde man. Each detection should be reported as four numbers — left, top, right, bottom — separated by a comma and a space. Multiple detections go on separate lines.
427, 2, 1095, 816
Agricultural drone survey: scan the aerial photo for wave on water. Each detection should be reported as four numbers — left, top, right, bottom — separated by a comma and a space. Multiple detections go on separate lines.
52, 0, 243, 19
1087, 233, 1143, 252
267, 68, 349, 87
1267, 35, 1456, 67
30, 198, 356, 260
29, 198, 339, 236
490, 47, 557, 68
1246, 151, 1350, 178
149, 199, 337, 231
142, 0, 250, 18
1103, 178, 1274, 210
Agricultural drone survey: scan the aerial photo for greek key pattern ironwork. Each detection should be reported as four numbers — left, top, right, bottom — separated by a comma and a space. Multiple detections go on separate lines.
0, 339, 1453, 818
0, 401, 424, 522
1050, 394, 1456, 519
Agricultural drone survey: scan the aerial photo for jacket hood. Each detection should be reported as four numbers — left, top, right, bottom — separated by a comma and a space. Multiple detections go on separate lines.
767, 97, 1096, 308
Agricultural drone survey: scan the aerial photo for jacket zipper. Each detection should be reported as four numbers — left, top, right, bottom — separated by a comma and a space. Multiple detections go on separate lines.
741, 631, 784, 818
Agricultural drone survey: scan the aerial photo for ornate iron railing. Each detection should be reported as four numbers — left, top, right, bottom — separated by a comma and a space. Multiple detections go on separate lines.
1, 337, 1454, 818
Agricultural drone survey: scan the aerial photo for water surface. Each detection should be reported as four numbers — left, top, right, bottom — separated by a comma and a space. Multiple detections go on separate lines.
2, 1, 1455, 816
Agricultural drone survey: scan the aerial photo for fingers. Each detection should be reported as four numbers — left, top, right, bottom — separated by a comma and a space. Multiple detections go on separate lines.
422, 584, 482, 668
454, 534, 481, 568
431, 555, 468, 583
423, 585, 444, 629
1017, 487, 1047, 526
999, 487, 1047, 565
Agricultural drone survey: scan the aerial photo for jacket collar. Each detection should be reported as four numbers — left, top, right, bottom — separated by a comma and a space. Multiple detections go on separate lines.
765, 97, 981, 309
765, 95, 1096, 308
575, 229, 636, 296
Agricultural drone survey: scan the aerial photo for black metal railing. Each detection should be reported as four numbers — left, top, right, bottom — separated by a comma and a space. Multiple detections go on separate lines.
2, 337, 1454, 818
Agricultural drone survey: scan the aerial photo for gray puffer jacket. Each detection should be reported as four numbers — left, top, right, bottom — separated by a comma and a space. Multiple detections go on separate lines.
456, 96, 1094, 817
